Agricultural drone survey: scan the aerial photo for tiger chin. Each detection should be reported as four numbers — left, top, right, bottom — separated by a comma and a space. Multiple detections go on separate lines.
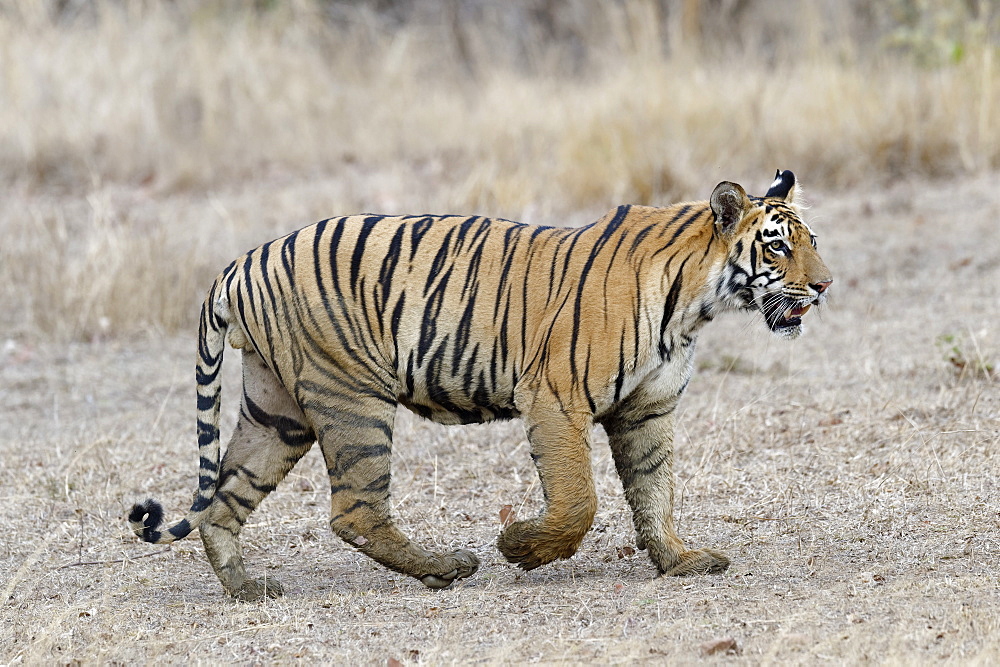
129, 169, 832, 600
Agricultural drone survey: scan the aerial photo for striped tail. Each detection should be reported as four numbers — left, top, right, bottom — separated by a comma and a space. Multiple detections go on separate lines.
129, 276, 231, 544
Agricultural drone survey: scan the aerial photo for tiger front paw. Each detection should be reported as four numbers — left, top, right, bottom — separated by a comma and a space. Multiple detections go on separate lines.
418, 549, 480, 589
497, 518, 582, 571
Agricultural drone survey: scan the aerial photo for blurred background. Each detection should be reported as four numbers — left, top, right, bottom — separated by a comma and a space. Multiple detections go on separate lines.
2, 6, 998, 662
1, 0, 998, 339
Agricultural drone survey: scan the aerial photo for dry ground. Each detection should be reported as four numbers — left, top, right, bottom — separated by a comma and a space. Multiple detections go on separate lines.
0, 173, 998, 664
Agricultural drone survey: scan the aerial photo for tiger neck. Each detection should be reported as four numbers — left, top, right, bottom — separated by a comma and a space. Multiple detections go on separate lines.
634, 206, 731, 363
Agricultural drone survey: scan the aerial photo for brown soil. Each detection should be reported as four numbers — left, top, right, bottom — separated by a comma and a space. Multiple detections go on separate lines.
1, 175, 998, 663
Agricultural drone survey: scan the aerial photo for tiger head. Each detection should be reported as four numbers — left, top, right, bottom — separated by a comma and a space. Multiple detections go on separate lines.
710, 170, 832, 339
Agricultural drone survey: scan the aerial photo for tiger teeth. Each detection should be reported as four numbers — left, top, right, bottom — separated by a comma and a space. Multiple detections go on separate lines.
783, 304, 811, 320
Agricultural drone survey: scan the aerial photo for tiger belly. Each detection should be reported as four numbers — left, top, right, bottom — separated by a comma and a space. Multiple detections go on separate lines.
395, 353, 519, 425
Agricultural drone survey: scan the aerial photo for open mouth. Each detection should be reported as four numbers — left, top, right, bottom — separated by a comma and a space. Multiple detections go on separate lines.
761, 295, 814, 331
777, 303, 811, 328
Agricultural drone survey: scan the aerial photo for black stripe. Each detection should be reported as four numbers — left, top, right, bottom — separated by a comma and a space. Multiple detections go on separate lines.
417, 270, 450, 366
280, 229, 300, 280
553, 225, 589, 299
631, 452, 668, 478
389, 292, 406, 367
453, 290, 477, 369
351, 216, 382, 299
196, 390, 217, 411
628, 220, 659, 257
570, 205, 631, 383
256, 240, 283, 365
197, 419, 219, 446
657, 205, 691, 238
498, 297, 511, 371
462, 219, 493, 297
613, 336, 627, 402
168, 519, 191, 539
196, 361, 222, 387
425, 228, 455, 297
453, 215, 479, 252
331, 444, 391, 476
191, 494, 212, 512
658, 257, 689, 358
651, 206, 704, 259
306, 218, 386, 378
330, 499, 373, 524
493, 225, 523, 319
377, 225, 406, 317
243, 394, 315, 448
581, 344, 597, 413
408, 216, 434, 262
363, 473, 391, 495
327, 217, 348, 297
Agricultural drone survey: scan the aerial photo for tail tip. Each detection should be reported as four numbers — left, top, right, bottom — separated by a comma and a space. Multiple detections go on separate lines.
128, 499, 164, 542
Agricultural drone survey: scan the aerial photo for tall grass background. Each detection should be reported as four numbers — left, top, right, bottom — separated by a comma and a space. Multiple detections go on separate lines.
1, 0, 998, 340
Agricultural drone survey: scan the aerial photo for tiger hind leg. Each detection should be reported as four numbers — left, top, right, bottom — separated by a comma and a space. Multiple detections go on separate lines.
200, 350, 315, 601
311, 390, 479, 589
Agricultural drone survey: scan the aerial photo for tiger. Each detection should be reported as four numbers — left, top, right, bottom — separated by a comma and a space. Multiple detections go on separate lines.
129, 169, 832, 601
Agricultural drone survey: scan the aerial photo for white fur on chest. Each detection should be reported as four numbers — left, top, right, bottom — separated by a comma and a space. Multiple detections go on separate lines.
635, 343, 696, 402
598, 339, 697, 417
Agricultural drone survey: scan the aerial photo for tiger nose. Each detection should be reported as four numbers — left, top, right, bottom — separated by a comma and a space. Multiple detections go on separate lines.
812, 279, 832, 294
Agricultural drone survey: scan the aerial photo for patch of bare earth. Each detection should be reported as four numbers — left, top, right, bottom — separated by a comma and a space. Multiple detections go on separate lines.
1, 174, 998, 663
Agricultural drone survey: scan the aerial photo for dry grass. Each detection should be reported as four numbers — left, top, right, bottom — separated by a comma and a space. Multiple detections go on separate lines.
2, 1, 1000, 338
1, 1, 1000, 663
4, 2, 998, 194
1, 174, 998, 663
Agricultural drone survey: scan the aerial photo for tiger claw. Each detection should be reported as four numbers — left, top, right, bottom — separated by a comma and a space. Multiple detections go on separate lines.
420, 571, 459, 589
232, 577, 285, 602
418, 549, 480, 589
657, 548, 730, 577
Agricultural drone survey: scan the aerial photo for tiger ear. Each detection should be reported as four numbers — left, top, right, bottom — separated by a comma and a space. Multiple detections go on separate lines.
710, 181, 751, 236
765, 169, 797, 203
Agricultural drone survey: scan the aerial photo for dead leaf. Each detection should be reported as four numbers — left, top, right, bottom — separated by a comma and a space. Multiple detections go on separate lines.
499, 504, 516, 528
616, 545, 636, 558
700, 637, 739, 656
